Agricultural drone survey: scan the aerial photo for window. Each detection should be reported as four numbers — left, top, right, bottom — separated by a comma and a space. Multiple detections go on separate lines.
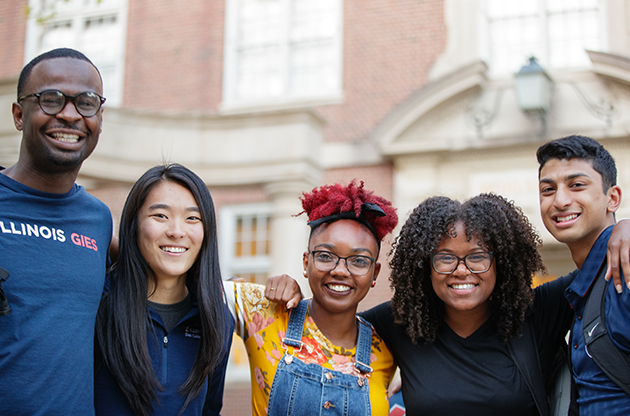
24, 0, 128, 107
482, 0, 603, 76
219, 204, 272, 284
220, 203, 273, 382
223, 0, 342, 108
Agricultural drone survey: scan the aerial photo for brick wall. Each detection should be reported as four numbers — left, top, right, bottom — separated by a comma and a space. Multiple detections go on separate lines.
0, 0, 27, 80
123, 0, 225, 112
123, 0, 447, 145
318, 0, 446, 143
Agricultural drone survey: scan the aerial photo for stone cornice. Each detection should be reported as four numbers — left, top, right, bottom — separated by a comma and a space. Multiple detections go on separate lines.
373, 60, 488, 154
588, 50, 630, 86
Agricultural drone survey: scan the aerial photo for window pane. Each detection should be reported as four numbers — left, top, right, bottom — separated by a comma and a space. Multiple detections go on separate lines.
291, 0, 337, 40
233, 214, 270, 258
290, 40, 336, 94
33, 1, 125, 106
548, 8, 600, 68
487, 0, 537, 18
239, 0, 283, 45
42, 21, 75, 50
237, 46, 284, 99
228, 0, 341, 103
489, 15, 542, 74
487, 0, 602, 74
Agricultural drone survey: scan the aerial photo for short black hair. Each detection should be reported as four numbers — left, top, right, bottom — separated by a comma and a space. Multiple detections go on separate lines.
536, 135, 617, 193
17, 48, 102, 99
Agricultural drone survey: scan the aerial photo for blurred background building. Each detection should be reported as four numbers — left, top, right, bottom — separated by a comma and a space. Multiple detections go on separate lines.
1, 0, 630, 414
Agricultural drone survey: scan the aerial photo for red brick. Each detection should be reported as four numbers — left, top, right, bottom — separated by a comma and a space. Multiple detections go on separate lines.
0, 0, 27, 80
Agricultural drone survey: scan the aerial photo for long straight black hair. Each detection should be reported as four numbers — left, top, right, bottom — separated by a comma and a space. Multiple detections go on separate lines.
95, 164, 226, 416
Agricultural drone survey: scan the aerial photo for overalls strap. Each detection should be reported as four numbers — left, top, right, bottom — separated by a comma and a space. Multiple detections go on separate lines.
282, 299, 309, 348
355, 316, 374, 374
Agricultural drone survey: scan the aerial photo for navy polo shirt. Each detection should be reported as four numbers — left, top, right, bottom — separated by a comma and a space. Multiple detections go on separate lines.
565, 225, 630, 415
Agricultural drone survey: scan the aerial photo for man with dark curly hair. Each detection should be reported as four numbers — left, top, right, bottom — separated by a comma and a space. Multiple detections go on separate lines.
537, 135, 629, 414
363, 193, 575, 415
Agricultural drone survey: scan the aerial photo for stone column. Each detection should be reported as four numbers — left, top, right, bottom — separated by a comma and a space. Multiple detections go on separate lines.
264, 180, 314, 297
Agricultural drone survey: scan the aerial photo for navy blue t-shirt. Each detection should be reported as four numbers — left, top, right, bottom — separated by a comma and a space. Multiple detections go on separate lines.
0, 172, 112, 415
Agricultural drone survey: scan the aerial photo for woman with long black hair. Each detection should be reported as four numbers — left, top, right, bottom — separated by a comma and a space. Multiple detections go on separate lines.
94, 164, 231, 416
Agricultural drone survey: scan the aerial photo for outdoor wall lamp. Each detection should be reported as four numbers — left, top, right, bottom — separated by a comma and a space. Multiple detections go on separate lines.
469, 56, 553, 138
514, 56, 553, 135
514, 57, 553, 113
469, 55, 615, 138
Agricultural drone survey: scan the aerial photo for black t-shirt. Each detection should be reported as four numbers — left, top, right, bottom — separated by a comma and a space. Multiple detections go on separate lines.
362, 272, 575, 416
148, 294, 193, 334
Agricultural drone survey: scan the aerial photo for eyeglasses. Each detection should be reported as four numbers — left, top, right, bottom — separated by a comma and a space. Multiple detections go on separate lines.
430, 251, 493, 275
18, 89, 106, 117
310, 250, 375, 276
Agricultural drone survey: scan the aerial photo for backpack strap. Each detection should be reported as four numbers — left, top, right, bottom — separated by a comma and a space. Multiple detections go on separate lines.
508, 317, 550, 416
582, 261, 630, 396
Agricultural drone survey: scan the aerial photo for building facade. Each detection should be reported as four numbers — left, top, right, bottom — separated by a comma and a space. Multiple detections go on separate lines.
2, 0, 630, 414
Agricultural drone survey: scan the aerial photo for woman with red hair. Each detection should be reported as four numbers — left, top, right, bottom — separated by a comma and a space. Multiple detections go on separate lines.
224, 181, 398, 415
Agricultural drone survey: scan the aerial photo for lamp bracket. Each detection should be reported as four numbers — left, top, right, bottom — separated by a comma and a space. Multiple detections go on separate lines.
563, 80, 616, 128
467, 87, 506, 139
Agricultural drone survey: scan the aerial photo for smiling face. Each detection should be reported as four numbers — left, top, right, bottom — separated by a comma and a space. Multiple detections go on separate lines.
430, 222, 496, 322
303, 220, 381, 316
137, 180, 204, 287
12, 57, 103, 175
539, 158, 620, 260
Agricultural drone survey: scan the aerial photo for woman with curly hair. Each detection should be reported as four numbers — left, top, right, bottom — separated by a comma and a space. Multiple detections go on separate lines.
363, 193, 575, 416
224, 180, 398, 415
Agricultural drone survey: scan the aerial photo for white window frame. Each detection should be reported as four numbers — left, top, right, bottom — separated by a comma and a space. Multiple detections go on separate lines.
221, 0, 344, 112
478, 0, 607, 77
219, 203, 273, 282
23, 0, 128, 107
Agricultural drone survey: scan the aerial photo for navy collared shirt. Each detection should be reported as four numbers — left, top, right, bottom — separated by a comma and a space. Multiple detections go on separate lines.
565, 225, 630, 415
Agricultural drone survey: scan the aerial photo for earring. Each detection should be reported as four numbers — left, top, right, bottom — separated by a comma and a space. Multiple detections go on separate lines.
371, 281, 376, 287
303, 271, 308, 277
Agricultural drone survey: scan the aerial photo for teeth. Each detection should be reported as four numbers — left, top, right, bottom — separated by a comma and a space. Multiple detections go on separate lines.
162, 246, 187, 253
451, 284, 475, 290
51, 133, 80, 143
326, 284, 351, 292
556, 214, 578, 223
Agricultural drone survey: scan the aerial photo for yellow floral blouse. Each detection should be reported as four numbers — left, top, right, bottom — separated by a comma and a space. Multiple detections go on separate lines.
224, 281, 396, 416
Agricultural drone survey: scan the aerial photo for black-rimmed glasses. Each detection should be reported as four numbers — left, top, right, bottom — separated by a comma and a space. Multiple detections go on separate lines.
310, 250, 375, 276
430, 251, 493, 274
18, 89, 106, 117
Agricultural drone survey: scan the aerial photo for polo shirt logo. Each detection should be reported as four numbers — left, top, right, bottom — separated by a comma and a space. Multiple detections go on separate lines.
185, 327, 201, 339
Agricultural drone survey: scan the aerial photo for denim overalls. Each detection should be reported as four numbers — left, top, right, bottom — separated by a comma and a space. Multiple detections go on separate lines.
266, 299, 373, 416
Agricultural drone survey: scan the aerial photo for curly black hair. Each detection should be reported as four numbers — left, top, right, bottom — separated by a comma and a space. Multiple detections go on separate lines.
389, 193, 545, 344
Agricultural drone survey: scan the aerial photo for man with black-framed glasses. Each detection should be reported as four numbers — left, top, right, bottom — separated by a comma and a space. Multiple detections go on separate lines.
0, 48, 112, 415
